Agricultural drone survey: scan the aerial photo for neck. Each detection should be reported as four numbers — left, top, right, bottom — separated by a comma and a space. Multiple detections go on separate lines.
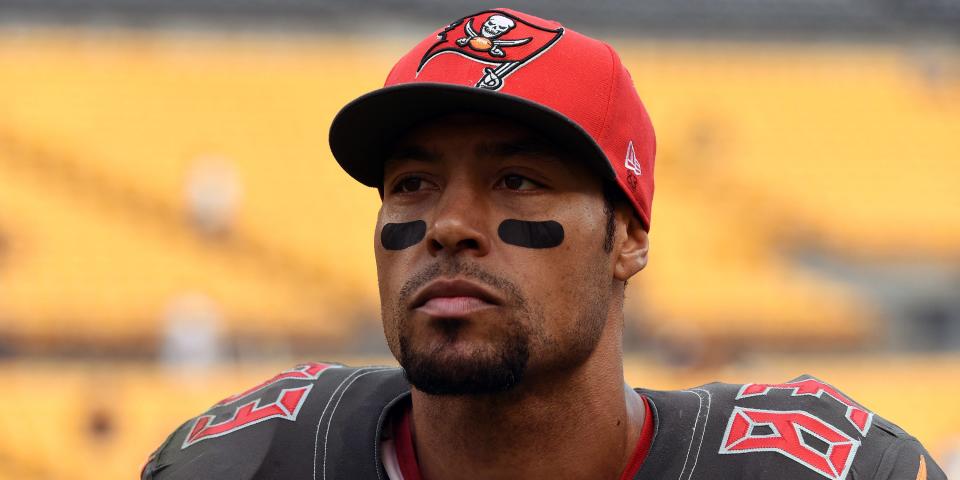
409, 319, 645, 480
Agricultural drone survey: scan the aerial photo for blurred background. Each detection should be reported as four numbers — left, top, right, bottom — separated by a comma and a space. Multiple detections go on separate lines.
0, 1, 958, 478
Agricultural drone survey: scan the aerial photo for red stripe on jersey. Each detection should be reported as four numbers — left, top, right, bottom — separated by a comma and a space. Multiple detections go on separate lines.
395, 402, 422, 480
620, 394, 654, 480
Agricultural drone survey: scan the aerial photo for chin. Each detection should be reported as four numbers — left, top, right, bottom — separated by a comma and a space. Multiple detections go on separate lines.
399, 327, 530, 396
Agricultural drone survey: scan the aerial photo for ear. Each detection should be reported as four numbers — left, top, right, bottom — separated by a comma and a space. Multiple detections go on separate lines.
613, 207, 649, 282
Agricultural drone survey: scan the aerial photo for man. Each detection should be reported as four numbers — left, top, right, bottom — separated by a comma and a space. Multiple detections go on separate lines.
142, 9, 945, 480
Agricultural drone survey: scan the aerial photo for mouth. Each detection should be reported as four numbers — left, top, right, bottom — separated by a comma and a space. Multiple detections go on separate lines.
410, 278, 503, 318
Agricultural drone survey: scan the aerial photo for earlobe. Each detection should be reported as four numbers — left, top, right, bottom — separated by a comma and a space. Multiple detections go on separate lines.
613, 211, 649, 282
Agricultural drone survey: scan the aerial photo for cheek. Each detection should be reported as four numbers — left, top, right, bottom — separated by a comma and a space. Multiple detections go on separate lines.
501, 215, 608, 323
375, 216, 425, 319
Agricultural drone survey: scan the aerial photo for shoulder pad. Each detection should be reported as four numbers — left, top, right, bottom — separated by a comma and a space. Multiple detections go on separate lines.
637, 375, 946, 479
142, 362, 409, 480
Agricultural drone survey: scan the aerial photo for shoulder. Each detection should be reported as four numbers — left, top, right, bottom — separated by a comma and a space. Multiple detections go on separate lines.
639, 374, 946, 480
142, 362, 409, 480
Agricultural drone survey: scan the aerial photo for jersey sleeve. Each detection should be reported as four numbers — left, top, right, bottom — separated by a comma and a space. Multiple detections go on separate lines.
874, 437, 947, 480
140, 420, 193, 480
139, 362, 350, 480
139, 362, 410, 480
662, 374, 950, 480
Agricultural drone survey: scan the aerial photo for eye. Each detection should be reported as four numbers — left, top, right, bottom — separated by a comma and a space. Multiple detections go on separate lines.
391, 176, 429, 194
498, 174, 541, 191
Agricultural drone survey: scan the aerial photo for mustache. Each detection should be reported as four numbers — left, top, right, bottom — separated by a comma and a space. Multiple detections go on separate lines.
398, 259, 525, 309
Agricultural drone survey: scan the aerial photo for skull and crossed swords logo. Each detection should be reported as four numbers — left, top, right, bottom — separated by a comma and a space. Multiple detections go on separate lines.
455, 14, 532, 58
418, 11, 565, 91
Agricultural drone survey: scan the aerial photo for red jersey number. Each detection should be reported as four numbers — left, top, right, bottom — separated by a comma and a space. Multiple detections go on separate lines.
181, 362, 339, 449
720, 407, 860, 480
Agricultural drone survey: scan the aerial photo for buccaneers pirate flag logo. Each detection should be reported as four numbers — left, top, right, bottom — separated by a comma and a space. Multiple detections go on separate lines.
417, 10, 565, 90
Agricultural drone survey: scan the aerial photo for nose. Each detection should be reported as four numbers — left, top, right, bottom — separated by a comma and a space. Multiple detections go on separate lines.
425, 183, 491, 258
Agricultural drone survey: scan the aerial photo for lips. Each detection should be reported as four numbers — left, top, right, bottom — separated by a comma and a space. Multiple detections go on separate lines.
410, 279, 503, 317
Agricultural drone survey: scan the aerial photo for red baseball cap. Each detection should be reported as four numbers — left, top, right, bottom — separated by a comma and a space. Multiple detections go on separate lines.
329, 8, 656, 230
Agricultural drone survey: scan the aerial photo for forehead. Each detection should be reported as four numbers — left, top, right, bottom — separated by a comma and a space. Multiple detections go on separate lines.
385, 113, 591, 176
394, 113, 538, 150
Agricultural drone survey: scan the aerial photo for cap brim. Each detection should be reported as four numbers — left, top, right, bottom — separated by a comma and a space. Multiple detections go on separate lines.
329, 82, 615, 188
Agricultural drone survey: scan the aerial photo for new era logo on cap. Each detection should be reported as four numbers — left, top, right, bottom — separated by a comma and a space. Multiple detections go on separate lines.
625, 141, 642, 176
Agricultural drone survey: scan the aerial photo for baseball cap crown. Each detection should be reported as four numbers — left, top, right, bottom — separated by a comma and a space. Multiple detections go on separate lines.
329, 8, 656, 230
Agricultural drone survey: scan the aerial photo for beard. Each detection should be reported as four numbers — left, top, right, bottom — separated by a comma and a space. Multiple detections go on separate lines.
388, 259, 607, 396
399, 317, 530, 396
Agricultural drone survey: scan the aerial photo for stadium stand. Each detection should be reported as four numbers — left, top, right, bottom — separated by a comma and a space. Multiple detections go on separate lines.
0, 34, 398, 351
620, 42, 959, 349
0, 33, 958, 352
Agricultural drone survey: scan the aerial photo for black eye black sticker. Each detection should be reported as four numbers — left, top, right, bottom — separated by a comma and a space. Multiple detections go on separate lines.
498, 220, 564, 249
381, 220, 427, 250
